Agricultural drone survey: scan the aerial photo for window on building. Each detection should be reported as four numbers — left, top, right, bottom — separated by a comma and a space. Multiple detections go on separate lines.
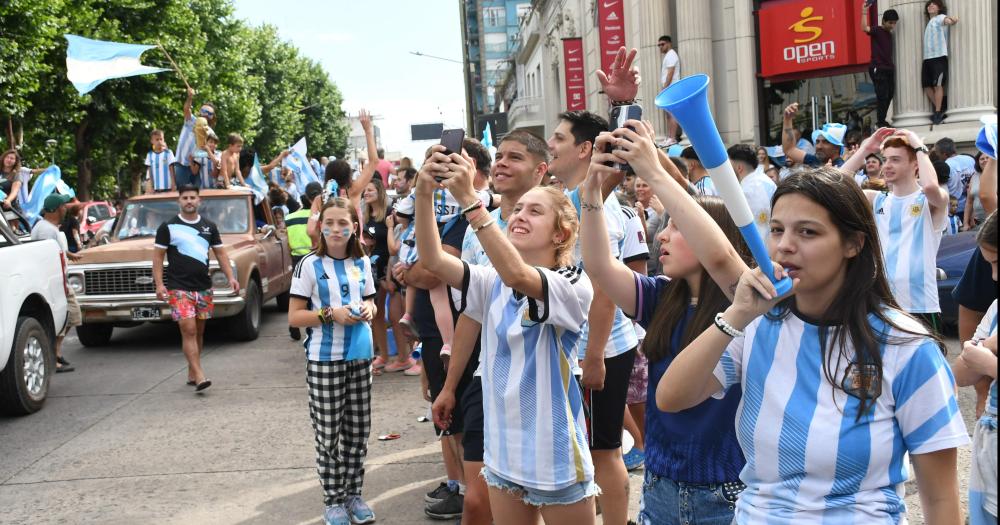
516, 3, 531, 24
483, 6, 505, 28
484, 32, 506, 54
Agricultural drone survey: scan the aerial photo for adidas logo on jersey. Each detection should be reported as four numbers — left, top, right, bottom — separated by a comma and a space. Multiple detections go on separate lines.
319, 273, 330, 280
876, 208, 885, 215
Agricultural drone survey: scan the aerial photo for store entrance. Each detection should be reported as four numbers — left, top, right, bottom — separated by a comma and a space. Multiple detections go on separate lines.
760, 71, 877, 149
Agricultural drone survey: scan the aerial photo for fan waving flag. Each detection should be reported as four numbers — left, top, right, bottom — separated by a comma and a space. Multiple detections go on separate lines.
283, 137, 320, 189
246, 154, 269, 204
65, 34, 170, 95
23, 166, 64, 225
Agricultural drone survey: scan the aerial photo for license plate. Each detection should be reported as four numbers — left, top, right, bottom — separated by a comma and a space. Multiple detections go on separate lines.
131, 307, 161, 321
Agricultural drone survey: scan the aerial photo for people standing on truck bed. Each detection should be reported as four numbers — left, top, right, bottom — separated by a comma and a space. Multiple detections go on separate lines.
30, 193, 81, 373
152, 185, 240, 392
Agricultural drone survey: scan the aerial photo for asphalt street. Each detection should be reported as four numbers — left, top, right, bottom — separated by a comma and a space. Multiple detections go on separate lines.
0, 301, 978, 524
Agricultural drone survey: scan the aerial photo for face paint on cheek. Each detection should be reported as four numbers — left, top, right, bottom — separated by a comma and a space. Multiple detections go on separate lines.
322, 227, 334, 238
342, 227, 352, 237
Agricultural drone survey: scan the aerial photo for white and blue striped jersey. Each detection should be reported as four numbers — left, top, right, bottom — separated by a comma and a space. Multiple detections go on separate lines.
874, 191, 943, 313
145, 149, 176, 190
566, 187, 640, 359
944, 215, 962, 236
973, 300, 998, 419
456, 262, 594, 491
290, 253, 376, 362
198, 154, 218, 189
175, 115, 196, 167
711, 308, 969, 524
694, 175, 719, 197
461, 207, 507, 268
393, 188, 491, 224
923, 14, 950, 59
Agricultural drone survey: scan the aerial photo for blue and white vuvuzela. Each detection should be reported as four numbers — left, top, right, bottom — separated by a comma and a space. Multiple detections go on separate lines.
655, 74, 792, 296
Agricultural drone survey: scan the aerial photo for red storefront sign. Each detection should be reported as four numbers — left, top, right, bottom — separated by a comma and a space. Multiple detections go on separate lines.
597, 0, 626, 73
758, 0, 871, 80
563, 38, 586, 111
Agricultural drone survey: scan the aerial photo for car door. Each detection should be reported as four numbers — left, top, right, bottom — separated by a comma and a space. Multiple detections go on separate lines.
255, 202, 286, 299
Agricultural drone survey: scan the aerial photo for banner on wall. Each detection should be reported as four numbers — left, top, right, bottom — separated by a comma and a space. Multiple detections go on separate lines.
596, 0, 626, 73
562, 38, 586, 111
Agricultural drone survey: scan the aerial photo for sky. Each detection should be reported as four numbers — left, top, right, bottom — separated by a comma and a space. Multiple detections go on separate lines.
233, 0, 468, 164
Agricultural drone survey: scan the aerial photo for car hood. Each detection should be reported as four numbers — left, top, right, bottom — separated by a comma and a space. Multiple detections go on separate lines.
72, 234, 255, 265
937, 231, 978, 275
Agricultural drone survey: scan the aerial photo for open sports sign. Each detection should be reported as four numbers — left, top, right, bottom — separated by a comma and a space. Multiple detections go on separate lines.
758, 0, 872, 80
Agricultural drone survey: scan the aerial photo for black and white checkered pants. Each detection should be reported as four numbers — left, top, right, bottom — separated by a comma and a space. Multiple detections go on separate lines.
306, 359, 372, 505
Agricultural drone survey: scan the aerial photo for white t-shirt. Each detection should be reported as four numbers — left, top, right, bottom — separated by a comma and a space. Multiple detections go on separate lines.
712, 308, 969, 523
660, 49, 681, 87
290, 253, 376, 362
456, 262, 594, 491
30, 219, 68, 253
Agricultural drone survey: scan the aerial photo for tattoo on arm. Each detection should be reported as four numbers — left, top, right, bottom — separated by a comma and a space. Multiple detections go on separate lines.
783, 128, 795, 141
581, 202, 604, 212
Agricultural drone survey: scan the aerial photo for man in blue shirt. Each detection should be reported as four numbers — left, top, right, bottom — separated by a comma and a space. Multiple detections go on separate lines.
781, 103, 847, 168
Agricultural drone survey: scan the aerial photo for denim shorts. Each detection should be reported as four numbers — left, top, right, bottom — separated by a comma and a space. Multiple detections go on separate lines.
637, 471, 741, 525
481, 467, 599, 507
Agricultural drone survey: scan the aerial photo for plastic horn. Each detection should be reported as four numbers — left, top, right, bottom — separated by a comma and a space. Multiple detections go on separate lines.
655, 74, 792, 296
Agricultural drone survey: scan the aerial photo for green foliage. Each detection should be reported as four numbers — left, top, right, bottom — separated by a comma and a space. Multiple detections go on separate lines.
0, 0, 348, 199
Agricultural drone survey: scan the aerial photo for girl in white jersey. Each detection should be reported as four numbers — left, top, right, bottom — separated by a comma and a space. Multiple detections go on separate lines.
952, 211, 998, 525
660, 168, 968, 524
289, 198, 378, 525
416, 145, 598, 525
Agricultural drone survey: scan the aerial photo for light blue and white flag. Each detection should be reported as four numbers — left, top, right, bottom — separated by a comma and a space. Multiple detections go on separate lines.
54, 179, 76, 199
481, 122, 493, 149
246, 154, 269, 204
65, 34, 170, 95
283, 137, 320, 190
23, 165, 63, 225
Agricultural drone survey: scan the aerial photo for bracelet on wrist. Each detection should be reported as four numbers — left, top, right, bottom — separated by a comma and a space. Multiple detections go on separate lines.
714, 312, 745, 338
461, 199, 484, 215
472, 218, 495, 233
611, 99, 637, 106
466, 207, 487, 225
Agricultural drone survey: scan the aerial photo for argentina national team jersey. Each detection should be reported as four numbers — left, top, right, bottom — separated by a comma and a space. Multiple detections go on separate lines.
175, 116, 196, 167
199, 155, 218, 189
711, 308, 969, 523
145, 149, 176, 190
874, 191, 943, 313
455, 262, 595, 490
566, 187, 640, 358
974, 300, 998, 418
291, 254, 376, 362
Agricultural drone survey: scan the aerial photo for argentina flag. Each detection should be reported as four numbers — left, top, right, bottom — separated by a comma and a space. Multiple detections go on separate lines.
23, 165, 63, 225
65, 34, 170, 95
246, 153, 269, 204
284, 137, 320, 189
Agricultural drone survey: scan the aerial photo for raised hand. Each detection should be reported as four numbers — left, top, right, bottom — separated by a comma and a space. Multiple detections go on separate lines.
859, 127, 896, 155
596, 47, 639, 103
359, 109, 373, 131
783, 103, 799, 121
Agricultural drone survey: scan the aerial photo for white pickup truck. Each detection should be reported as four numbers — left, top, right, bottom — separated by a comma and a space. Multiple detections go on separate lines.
0, 208, 68, 415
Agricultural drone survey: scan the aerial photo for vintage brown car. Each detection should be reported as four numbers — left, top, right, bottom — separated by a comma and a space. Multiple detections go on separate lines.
66, 188, 293, 346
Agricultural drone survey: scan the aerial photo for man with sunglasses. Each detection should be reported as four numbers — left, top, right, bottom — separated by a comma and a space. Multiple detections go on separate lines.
173, 87, 219, 188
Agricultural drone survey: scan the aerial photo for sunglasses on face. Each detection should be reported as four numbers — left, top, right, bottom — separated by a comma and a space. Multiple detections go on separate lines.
200, 109, 214, 116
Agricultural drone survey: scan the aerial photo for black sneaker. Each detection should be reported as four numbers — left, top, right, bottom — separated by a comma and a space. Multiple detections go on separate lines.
424, 482, 453, 504
425, 491, 463, 520
289, 327, 301, 341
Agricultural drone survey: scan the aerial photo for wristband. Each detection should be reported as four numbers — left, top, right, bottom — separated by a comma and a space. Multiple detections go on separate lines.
611, 99, 637, 106
465, 207, 487, 224
472, 218, 495, 233
461, 199, 484, 215
714, 312, 745, 338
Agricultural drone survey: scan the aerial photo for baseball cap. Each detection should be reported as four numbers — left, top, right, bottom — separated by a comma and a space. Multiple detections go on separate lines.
43, 193, 72, 213
304, 181, 323, 200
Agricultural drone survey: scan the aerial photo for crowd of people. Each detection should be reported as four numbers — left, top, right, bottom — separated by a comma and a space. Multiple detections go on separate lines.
1, 2, 994, 521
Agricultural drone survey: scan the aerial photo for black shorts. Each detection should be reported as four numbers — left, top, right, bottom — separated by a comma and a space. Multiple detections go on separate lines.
921, 56, 948, 88
584, 347, 637, 450
461, 376, 485, 462
424, 337, 475, 436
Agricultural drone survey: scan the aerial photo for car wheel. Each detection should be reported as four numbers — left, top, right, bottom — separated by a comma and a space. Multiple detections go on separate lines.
0, 316, 54, 415
76, 323, 113, 347
230, 279, 261, 341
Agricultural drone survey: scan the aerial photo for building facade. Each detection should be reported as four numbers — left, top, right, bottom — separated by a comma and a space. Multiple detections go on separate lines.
492, 0, 996, 148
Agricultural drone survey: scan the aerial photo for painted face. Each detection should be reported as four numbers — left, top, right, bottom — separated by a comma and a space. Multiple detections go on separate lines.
769, 193, 859, 296
546, 120, 586, 181
634, 179, 653, 204
507, 188, 564, 257
980, 244, 998, 282
880, 146, 917, 184
656, 218, 700, 279
363, 183, 378, 204
492, 140, 543, 195
321, 207, 355, 245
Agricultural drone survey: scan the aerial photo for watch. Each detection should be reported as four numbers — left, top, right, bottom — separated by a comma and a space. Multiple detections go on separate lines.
914, 145, 929, 155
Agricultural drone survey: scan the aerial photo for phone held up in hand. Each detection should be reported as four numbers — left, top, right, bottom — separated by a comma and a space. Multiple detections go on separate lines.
607, 104, 643, 173
436, 128, 466, 183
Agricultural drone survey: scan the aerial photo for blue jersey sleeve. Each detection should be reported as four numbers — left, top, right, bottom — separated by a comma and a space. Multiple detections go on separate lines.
631, 273, 669, 328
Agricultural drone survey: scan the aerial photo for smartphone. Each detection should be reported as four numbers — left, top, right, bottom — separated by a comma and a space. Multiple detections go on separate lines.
437, 128, 466, 182
607, 104, 643, 173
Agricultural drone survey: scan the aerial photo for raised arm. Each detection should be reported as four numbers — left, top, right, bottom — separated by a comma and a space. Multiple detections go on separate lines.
260, 150, 290, 173
596, 46, 639, 105
612, 120, 748, 300
348, 109, 379, 204
183, 87, 194, 121
901, 130, 949, 226
580, 136, 644, 317
781, 104, 808, 164
980, 156, 997, 213
840, 127, 895, 177
860, 0, 872, 34
439, 147, 547, 300
413, 152, 465, 290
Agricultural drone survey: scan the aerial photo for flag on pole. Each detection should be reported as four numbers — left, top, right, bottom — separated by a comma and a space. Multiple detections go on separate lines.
23, 165, 63, 225
283, 137, 320, 190
246, 154, 269, 204
64, 34, 170, 95
481, 122, 493, 149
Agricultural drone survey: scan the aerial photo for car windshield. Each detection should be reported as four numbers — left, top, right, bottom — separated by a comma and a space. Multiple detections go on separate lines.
115, 197, 250, 240
88, 205, 112, 221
